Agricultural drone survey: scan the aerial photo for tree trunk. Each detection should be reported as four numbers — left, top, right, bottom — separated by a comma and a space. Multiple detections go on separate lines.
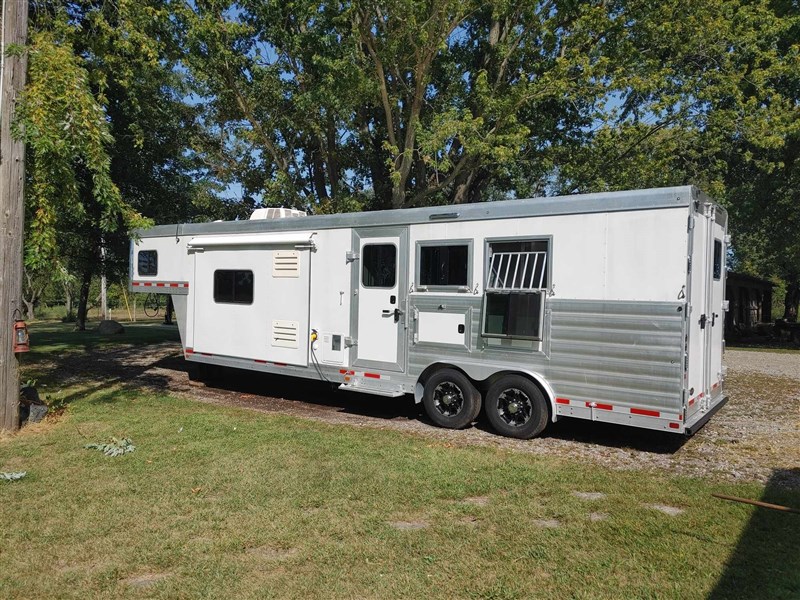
0, 0, 29, 431
163, 296, 174, 325
783, 278, 799, 322
64, 286, 72, 318
22, 299, 34, 321
310, 142, 329, 200
100, 243, 107, 320
76, 270, 92, 331
326, 121, 339, 198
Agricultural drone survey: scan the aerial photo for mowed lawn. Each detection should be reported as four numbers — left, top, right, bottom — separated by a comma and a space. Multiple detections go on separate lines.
0, 325, 798, 599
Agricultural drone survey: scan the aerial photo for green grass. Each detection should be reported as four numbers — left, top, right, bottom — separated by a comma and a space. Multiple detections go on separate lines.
1, 326, 798, 599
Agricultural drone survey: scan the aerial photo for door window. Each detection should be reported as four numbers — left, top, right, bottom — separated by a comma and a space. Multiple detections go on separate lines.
362, 244, 397, 288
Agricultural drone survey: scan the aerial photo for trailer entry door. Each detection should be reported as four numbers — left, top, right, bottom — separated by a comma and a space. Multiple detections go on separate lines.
687, 203, 726, 418
352, 227, 408, 372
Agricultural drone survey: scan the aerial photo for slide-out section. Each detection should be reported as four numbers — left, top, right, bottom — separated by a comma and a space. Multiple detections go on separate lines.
188, 235, 312, 366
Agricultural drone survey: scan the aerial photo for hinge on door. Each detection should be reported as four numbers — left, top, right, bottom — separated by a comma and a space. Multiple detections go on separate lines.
687, 256, 692, 274
346, 251, 359, 263
688, 216, 695, 231
344, 337, 357, 348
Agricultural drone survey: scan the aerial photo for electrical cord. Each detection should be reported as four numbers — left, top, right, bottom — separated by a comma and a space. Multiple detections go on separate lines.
309, 331, 334, 386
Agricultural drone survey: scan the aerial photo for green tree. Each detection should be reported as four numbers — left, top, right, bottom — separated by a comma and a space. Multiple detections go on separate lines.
553, 0, 800, 319
177, 1, 627, 209
19, 1, 220, 329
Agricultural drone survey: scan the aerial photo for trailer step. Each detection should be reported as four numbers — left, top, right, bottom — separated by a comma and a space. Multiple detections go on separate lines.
338, 380, 405, 398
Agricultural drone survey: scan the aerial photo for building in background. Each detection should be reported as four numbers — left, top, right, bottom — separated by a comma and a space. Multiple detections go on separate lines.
725, 273, 773, 337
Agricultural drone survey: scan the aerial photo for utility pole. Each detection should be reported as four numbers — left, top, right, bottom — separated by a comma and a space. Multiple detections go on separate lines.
0, 0, 29, 432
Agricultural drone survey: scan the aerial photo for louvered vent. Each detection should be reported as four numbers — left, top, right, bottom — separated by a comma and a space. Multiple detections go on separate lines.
273, 251, 299, 277
272, 320, 299, 348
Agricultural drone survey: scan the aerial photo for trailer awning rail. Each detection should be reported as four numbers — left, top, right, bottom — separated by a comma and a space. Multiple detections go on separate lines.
187, 232, 317, 250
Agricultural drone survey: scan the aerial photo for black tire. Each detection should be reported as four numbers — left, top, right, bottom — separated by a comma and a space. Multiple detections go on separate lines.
485, 375, 549, 439
422, 368, 481, 430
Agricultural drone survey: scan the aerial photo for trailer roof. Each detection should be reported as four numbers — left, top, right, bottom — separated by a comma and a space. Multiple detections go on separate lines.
139, 185, 703, 239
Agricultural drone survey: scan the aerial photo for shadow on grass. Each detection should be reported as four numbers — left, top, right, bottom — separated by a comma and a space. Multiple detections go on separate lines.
196, 366, 689, 454
25, 322, 179, 359
708, 468, 800, 600
25, 319, 692, 454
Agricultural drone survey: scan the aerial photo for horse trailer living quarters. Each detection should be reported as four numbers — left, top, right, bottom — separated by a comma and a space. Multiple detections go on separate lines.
130, 185, 728, 439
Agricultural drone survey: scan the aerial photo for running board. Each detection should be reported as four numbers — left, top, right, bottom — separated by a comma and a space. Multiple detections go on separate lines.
338, 380, 405, 398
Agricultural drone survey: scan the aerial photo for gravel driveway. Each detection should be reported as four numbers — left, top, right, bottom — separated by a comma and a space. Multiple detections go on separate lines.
46, 343, 800, 489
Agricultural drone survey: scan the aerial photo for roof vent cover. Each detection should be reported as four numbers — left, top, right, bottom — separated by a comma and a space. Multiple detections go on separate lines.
249, 207, 307, 220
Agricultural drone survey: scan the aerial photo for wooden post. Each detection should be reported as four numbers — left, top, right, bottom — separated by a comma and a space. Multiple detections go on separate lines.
0, 0, 29, 432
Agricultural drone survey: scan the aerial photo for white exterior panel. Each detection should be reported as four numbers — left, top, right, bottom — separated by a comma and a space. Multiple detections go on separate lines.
131, 185, 727, 437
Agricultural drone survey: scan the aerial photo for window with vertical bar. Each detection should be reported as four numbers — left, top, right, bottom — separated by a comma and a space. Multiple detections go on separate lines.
483, 240, 549, 340
486, 240, 548, 291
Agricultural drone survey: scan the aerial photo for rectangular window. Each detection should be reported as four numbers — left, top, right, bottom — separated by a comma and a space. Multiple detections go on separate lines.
484, 292, 543, 338
418, 243, 469, 289
713, 239, 722, 280
214, 270, 254, 304
137, 250, 158, 277
362, 244, 397, 288
482, 239, 549, 341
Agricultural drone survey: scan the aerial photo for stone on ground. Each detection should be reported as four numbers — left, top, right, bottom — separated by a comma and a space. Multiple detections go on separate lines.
97, 320, 125, 335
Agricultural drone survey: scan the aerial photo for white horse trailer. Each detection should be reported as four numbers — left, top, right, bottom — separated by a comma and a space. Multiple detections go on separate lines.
129, 186, 728, 439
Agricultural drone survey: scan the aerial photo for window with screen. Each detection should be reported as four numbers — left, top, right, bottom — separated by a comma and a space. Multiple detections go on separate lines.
713, 239, 722, 280
214, 270, 254, 304
418, 243, 469, 289
137, 250, 158, 277
482, 239, 549, 340
362, 244, 397, 288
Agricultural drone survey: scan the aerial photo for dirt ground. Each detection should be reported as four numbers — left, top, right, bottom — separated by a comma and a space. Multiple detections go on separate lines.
38, 340, 800, 489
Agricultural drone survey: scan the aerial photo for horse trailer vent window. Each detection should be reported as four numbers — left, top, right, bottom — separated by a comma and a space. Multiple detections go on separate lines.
484, 293, 543, 339
713, 239, 722, 280
214, 270, 254, 304
419, 244, 469, 288
137, 250, 158, 277
362, 244, 397, 288
483, 239, 549, 341
486, 240, 548, 291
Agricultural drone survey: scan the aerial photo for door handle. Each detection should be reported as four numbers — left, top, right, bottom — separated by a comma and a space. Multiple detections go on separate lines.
383, 308, 403, 322
699, 314, 707, 329
711, 313, 717, 326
